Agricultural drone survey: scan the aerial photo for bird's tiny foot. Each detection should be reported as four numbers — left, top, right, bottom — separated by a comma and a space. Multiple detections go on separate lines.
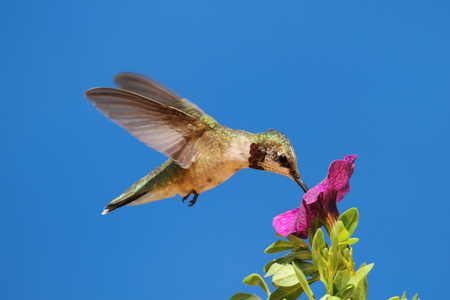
182, 190, 199, 207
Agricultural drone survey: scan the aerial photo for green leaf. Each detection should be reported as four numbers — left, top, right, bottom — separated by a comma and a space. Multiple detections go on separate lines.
338, 208, 359, 237
230, 293, 264, 300
321, 262, 330, 288
294, 261, 316, 277
312, 229, 330, 288
264, 251, 297, 273
333, 269, 350, 292
265, 262, 283, 277
335, 219, 359, 246
335, 220, 350, 242
347, 263, 373, 289
243, 273, 265, 286
329, 226, 340, 276
336, 284, 355, 299
312, 229, 326, 270
293, 249, 313, 261
264, 259, 278, 273
269, 285, 304, 300
340, 238, 359, 245
321, 248, 330, 261
335, 246, 351, 271
341, 247, 350, 261
265, 240, 294, 254
243, 273, 271, 296
321, 248, 329, 260
287, 234, 310, 250
292, 262, 316, 300
272, 264, 299, 287
351, 274, 368, 300
265, 248, 312, 278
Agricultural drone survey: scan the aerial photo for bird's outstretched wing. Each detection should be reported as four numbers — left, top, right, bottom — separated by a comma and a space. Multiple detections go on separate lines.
85, 87, 213, 168
114, 72, 215, 124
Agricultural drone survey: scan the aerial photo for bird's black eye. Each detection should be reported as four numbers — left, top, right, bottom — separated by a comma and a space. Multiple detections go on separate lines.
279, 154, 288, 164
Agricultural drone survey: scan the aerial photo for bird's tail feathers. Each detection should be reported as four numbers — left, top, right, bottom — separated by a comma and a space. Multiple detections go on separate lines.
102, 190, 146, 215
101, 160, 179, 214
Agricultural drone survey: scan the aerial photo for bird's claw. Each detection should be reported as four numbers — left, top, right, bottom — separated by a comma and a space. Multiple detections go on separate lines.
182, 190, 199, 207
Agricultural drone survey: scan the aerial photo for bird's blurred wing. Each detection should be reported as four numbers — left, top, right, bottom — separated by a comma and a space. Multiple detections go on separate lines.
114, 72, 216, 125
85, 87, 213, 168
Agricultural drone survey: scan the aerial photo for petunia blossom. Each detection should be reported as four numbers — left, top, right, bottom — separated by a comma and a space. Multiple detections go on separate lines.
273, 155, 357, 239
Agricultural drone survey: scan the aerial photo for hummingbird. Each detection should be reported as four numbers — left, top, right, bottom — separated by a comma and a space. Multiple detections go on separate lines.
85, 73, 308, 214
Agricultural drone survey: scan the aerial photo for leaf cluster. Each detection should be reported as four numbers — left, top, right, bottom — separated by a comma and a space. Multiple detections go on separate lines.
231, 233, 318, 300
231, 208, 375, 300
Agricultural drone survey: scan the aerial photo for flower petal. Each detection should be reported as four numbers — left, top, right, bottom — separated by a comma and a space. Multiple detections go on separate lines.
273, 208, 300, 237
329, 154, 357, 202
273, 201, 313, 239
273, 155, 357, 238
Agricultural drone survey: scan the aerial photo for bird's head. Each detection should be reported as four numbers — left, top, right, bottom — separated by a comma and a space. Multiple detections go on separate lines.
248, 129, 308, 193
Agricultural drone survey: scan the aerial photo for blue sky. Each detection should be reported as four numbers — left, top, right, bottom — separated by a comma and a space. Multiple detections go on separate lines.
1, 1, 449, 299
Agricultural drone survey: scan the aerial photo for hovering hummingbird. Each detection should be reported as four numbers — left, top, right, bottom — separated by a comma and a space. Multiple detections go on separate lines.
85, 73, 308, 214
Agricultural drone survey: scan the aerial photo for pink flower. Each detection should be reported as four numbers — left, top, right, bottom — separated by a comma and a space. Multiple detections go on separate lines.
273, 155, 357, 239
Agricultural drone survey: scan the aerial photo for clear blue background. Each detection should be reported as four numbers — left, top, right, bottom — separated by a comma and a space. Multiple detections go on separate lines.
1, 1, 449, 299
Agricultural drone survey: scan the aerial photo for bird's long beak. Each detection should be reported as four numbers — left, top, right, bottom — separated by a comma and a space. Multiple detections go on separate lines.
296, 177, 309, 193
